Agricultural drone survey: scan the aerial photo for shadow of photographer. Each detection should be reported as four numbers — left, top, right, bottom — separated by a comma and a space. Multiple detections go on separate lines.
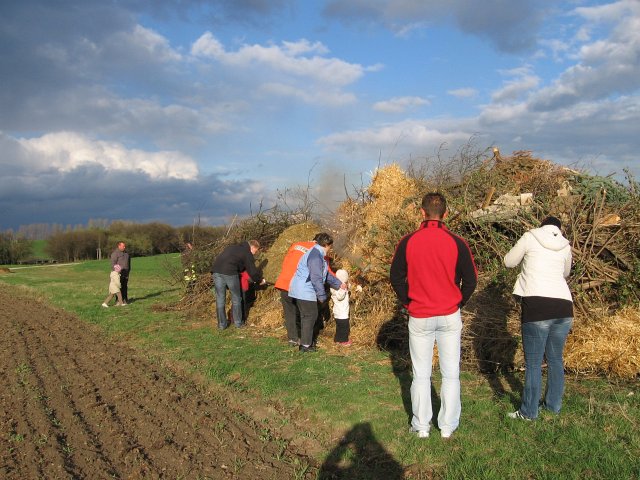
318, 422, 403, 480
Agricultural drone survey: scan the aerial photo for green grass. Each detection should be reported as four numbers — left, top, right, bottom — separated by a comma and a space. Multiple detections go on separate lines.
1, 255, 638, 479
30, 239, 51, 259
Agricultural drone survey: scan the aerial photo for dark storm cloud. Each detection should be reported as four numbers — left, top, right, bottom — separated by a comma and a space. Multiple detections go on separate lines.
1, 162, 271, 230
322, 0, 548, 53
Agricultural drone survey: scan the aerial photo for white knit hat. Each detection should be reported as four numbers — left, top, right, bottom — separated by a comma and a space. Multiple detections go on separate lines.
335, 269, 349, 283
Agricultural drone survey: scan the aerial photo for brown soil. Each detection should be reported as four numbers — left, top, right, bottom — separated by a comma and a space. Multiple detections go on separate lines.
0, 289, 317, 479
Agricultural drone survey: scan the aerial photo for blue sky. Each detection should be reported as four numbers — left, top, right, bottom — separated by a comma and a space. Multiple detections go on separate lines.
1, 0, 639, 230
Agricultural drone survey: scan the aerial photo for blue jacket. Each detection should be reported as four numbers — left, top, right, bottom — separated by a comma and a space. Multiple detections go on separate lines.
288, 244, 342, 302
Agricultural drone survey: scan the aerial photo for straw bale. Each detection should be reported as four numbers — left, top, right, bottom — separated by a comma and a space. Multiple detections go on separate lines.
260, 222, 320, 283
564, 309, 640, 379
354, 164, 421, 282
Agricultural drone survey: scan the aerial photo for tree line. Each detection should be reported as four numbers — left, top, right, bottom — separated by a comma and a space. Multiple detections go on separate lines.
1, 222, 227, 264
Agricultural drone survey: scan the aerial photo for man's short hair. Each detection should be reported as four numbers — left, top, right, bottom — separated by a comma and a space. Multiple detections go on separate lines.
421, 192, 447, 219
248, 240, 260, 250
314, 232, 334, 247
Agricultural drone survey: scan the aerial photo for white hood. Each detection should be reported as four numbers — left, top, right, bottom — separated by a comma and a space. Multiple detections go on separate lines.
529, 225, 570, 251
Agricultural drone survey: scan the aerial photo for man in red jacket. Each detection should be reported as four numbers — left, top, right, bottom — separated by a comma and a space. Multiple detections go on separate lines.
390, 192, 477, 440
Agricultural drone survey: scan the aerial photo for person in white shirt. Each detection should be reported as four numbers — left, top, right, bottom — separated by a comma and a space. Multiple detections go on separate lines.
331, 269, 351, 346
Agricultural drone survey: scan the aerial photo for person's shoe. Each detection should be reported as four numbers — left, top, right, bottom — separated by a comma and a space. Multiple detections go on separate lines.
101, 303, 108, 308
218, 324, 228, 331
409, 426, 429, 438
288, 340, 299, 347
441, 430, 453, 439
299, 345, 317, 353
336, 340, 352, 346
507, 410, 532, 421
235, 323, 246, 329
116, 303, 126, 306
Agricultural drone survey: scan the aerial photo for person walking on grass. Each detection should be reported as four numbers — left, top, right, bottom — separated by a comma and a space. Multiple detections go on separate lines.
504, 216, 573, 421
102, 264, 125, 307
211, 240, 265, 330
390, 192, 477, 439
111, 241, 130, 304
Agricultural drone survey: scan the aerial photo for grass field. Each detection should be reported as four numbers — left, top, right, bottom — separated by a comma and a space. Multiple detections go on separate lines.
29, 239, 51, 259
1, 255, 638, 479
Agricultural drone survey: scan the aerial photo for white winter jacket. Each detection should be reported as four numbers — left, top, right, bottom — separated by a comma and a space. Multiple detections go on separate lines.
504, 225, 572, 301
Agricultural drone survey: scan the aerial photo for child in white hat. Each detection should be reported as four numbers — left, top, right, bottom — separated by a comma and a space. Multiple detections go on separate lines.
331, 269, 351, 346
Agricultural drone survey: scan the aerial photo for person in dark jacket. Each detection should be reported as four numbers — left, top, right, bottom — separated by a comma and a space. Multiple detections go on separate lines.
212, 240, 265, 329
110, 241, 130, 304
390, 192, 477, 439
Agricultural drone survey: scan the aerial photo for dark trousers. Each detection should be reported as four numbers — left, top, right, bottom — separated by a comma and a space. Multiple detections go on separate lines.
120, 271, 129, 302
296, 299, 319, 347
334, 317, 350, 342
280, 290, 300, 342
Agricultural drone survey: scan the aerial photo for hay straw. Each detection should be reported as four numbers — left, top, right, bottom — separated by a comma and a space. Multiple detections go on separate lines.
565, 309, 640, 379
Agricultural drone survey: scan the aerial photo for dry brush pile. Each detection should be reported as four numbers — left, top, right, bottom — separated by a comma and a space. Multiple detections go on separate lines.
179, 149, 640, 379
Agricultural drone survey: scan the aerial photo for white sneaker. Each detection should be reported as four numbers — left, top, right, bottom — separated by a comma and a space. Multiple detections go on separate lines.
409, 426, 429, 438
507, 410, 532, 421
101, 303, 108, 308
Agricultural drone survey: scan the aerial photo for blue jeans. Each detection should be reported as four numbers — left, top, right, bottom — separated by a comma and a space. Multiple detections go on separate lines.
213, 273, 243, 328
408, 310, 462, 436
520, 317, 573, 419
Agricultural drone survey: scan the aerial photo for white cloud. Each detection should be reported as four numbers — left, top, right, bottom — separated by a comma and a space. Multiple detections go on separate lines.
530, 0, 640, 111
191, 33, 367, 86
491, 70, 540, 103
318, 119, 474, 160
447, 88, 478, 98
113, 25, 183, 63
18, 132, 199, 180
260, 83, 357, 106
373, 96, 429, 113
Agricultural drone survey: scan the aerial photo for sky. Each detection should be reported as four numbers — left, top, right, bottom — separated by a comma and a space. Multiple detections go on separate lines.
2, 0, 639, 231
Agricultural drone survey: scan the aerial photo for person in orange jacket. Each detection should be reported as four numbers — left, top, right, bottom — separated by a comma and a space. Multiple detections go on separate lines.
274, 237, 317, 346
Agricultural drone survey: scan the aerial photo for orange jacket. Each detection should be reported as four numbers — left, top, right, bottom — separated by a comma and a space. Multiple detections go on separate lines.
274, 241, 316, 291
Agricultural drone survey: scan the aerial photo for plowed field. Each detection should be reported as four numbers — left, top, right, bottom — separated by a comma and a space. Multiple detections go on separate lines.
0, 290, 317, 479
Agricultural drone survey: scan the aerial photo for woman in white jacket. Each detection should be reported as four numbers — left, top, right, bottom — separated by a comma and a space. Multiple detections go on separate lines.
504, 216, 573, 421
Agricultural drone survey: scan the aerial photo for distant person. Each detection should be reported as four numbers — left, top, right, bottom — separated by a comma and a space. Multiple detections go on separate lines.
110, 241, 130, 304
102, 264, 125, 307
288, 233, 346, 352
274, 237, 318, 346
211, 240, 265, 329
390, 192, 477, 439
331, 269, 352, 346
504, 216, 573, 421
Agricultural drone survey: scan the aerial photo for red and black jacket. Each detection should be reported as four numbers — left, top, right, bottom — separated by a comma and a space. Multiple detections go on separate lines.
390, 220, 477, 318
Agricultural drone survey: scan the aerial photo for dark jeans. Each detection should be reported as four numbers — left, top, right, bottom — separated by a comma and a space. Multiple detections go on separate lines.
520, 317, 573, 418
334, 317, 350, 342
296, 299, 320, 347
280, 289, 300, 342
213, 273, 243, 328
120, 271, 129, 302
